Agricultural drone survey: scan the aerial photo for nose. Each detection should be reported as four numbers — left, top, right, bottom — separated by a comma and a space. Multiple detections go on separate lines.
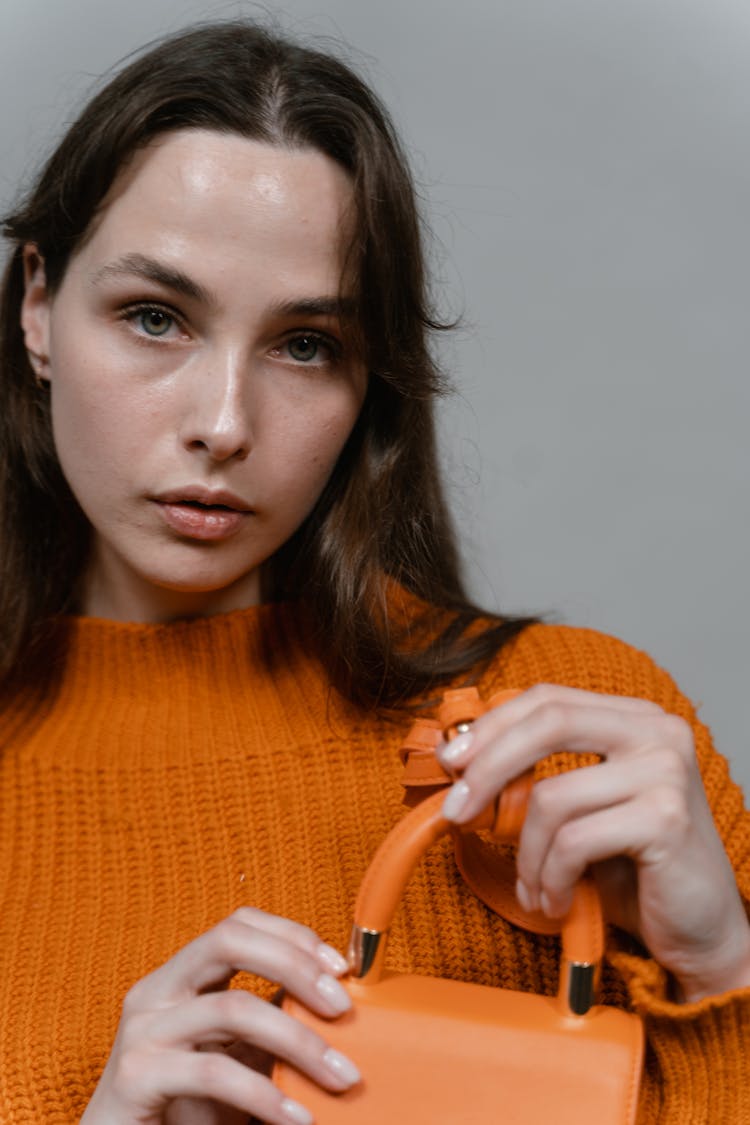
180, 349, 252, 462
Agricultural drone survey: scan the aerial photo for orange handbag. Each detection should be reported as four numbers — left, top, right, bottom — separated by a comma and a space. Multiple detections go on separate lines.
274, 688, 644, 1123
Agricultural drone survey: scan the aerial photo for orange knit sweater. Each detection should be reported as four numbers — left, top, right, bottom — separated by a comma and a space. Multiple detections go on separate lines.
0, 605, 748, 1123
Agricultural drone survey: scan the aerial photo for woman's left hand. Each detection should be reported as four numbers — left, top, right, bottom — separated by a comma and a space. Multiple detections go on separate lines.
436, 684, 750, 1003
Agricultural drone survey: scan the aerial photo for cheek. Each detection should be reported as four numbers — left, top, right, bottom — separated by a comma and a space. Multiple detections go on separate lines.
47, 364, 150, 510
50, 376, 132, 477
315, 385, 363, 452
48, 325, 161, 463
307, 415, 354, 467
267, 393, 361, 506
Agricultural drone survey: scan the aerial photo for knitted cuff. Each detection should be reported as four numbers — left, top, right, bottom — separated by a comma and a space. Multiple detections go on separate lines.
611, 948, 750, 1018
610, 949, 750, 1122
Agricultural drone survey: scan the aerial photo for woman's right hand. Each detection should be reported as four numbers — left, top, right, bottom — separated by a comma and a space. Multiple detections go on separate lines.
80, 907, 361, 1125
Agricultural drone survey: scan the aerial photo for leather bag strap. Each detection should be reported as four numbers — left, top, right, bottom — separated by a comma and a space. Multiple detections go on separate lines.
351, 778, 605, 1014
400, 687, 592, 940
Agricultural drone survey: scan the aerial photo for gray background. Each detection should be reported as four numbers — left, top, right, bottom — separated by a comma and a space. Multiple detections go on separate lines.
2, 0, 748, 793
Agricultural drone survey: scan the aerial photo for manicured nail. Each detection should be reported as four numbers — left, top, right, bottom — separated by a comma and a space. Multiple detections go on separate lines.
317, 942, 348, 975
323, 1047, 361, 1087
540, 891, 553, 916
541, 891, 570, 918
437, 731, 474, 766
442, 780, 471, 821
315, 973, 352, 1013
516, 879, 532, 912
281, 1097, 314, 1124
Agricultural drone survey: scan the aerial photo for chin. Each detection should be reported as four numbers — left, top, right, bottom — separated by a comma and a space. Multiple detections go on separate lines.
135, 548, 261, 592
150, 569, 260, 598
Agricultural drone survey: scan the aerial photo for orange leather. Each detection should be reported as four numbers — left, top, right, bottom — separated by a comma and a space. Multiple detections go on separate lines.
403, 686, 571, 934
454, 830, 561, 934
437, 685, 521, 738
353, 790, 448, 934
351, 789, 604, 975
274, 686, 644, 1122
278, 977, 643, 1124
398, 719, 447, 786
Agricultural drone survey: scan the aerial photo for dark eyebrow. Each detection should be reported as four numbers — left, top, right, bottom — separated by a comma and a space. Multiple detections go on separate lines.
91, 253, 357, 322
90, 253, 216, 307
267, 296, 358, 322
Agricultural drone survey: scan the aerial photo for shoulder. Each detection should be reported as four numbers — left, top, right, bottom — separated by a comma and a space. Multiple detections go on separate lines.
480, 621, 697, 720
476, 620, 737, 809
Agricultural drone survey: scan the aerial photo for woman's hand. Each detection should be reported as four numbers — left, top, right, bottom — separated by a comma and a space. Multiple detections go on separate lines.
437, 684, 750, 1003
80, 907, 361, 1125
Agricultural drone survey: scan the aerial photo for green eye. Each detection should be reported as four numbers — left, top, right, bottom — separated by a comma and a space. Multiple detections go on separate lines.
288, 335, 320, 362
139, 309, 173, 337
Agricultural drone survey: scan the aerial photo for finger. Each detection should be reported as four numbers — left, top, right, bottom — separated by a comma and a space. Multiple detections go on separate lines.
230, 907, 348, 975
442, 703, 691, 824
128, 1046, 318, 1125
515, 753, 663, 908
476, 684, 665, 741
125, 913, 351, 1015
535, 794, 685, 918
145, 989, 361, 1092
437, 684, 663, 772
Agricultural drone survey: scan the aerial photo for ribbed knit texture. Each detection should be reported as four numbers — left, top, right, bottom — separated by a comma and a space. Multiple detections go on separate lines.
1, 605, 748, 1122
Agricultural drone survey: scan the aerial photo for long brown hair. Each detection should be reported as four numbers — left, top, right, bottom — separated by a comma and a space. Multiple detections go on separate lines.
0, 20, 536, 707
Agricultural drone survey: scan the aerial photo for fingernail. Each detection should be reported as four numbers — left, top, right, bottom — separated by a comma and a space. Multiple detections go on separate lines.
442, 780, 471, 821
516, 879, 532, 912
540, 891, 569, 918
281, 1097, 314, 1124
437, 731, 474, 766
540, 891, 553, 916
315, 973, 352, 1013
317, 942, 348, 975
323, 1047, 361, 1087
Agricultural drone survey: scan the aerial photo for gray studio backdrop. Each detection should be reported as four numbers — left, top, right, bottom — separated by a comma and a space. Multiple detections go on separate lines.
2, 0, 749, 793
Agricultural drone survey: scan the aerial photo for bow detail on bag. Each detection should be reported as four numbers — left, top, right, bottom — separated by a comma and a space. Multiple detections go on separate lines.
400, 686, 588, 939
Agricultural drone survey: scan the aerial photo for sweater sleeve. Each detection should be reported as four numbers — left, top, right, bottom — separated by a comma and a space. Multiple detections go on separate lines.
480, 624, 750, 1123
611, 949, 750, 1123
613, 696, 750, 1124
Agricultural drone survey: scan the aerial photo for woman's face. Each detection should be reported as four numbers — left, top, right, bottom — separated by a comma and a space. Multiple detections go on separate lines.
21, 130, 367, 621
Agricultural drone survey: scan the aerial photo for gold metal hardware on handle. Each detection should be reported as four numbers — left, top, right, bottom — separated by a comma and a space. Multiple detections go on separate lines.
348, 925, 386, 982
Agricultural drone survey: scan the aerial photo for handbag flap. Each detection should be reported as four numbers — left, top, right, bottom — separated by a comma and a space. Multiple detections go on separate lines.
274, 971, 643, 1124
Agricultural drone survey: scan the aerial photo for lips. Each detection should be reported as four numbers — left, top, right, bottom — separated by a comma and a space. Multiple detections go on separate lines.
155, 486, 252, 511
152, 487, 252, 541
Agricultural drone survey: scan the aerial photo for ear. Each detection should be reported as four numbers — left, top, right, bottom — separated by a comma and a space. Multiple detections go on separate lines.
20, 243, 52, 378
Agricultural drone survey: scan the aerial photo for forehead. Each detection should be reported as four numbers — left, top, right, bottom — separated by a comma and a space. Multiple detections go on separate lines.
71, 129, 356, 288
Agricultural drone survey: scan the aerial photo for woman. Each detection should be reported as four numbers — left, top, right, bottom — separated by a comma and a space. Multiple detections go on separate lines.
0, 20, 748, 1124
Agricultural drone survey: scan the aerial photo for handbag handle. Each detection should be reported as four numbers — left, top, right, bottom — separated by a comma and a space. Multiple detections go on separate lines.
348, 691, 605, 1017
